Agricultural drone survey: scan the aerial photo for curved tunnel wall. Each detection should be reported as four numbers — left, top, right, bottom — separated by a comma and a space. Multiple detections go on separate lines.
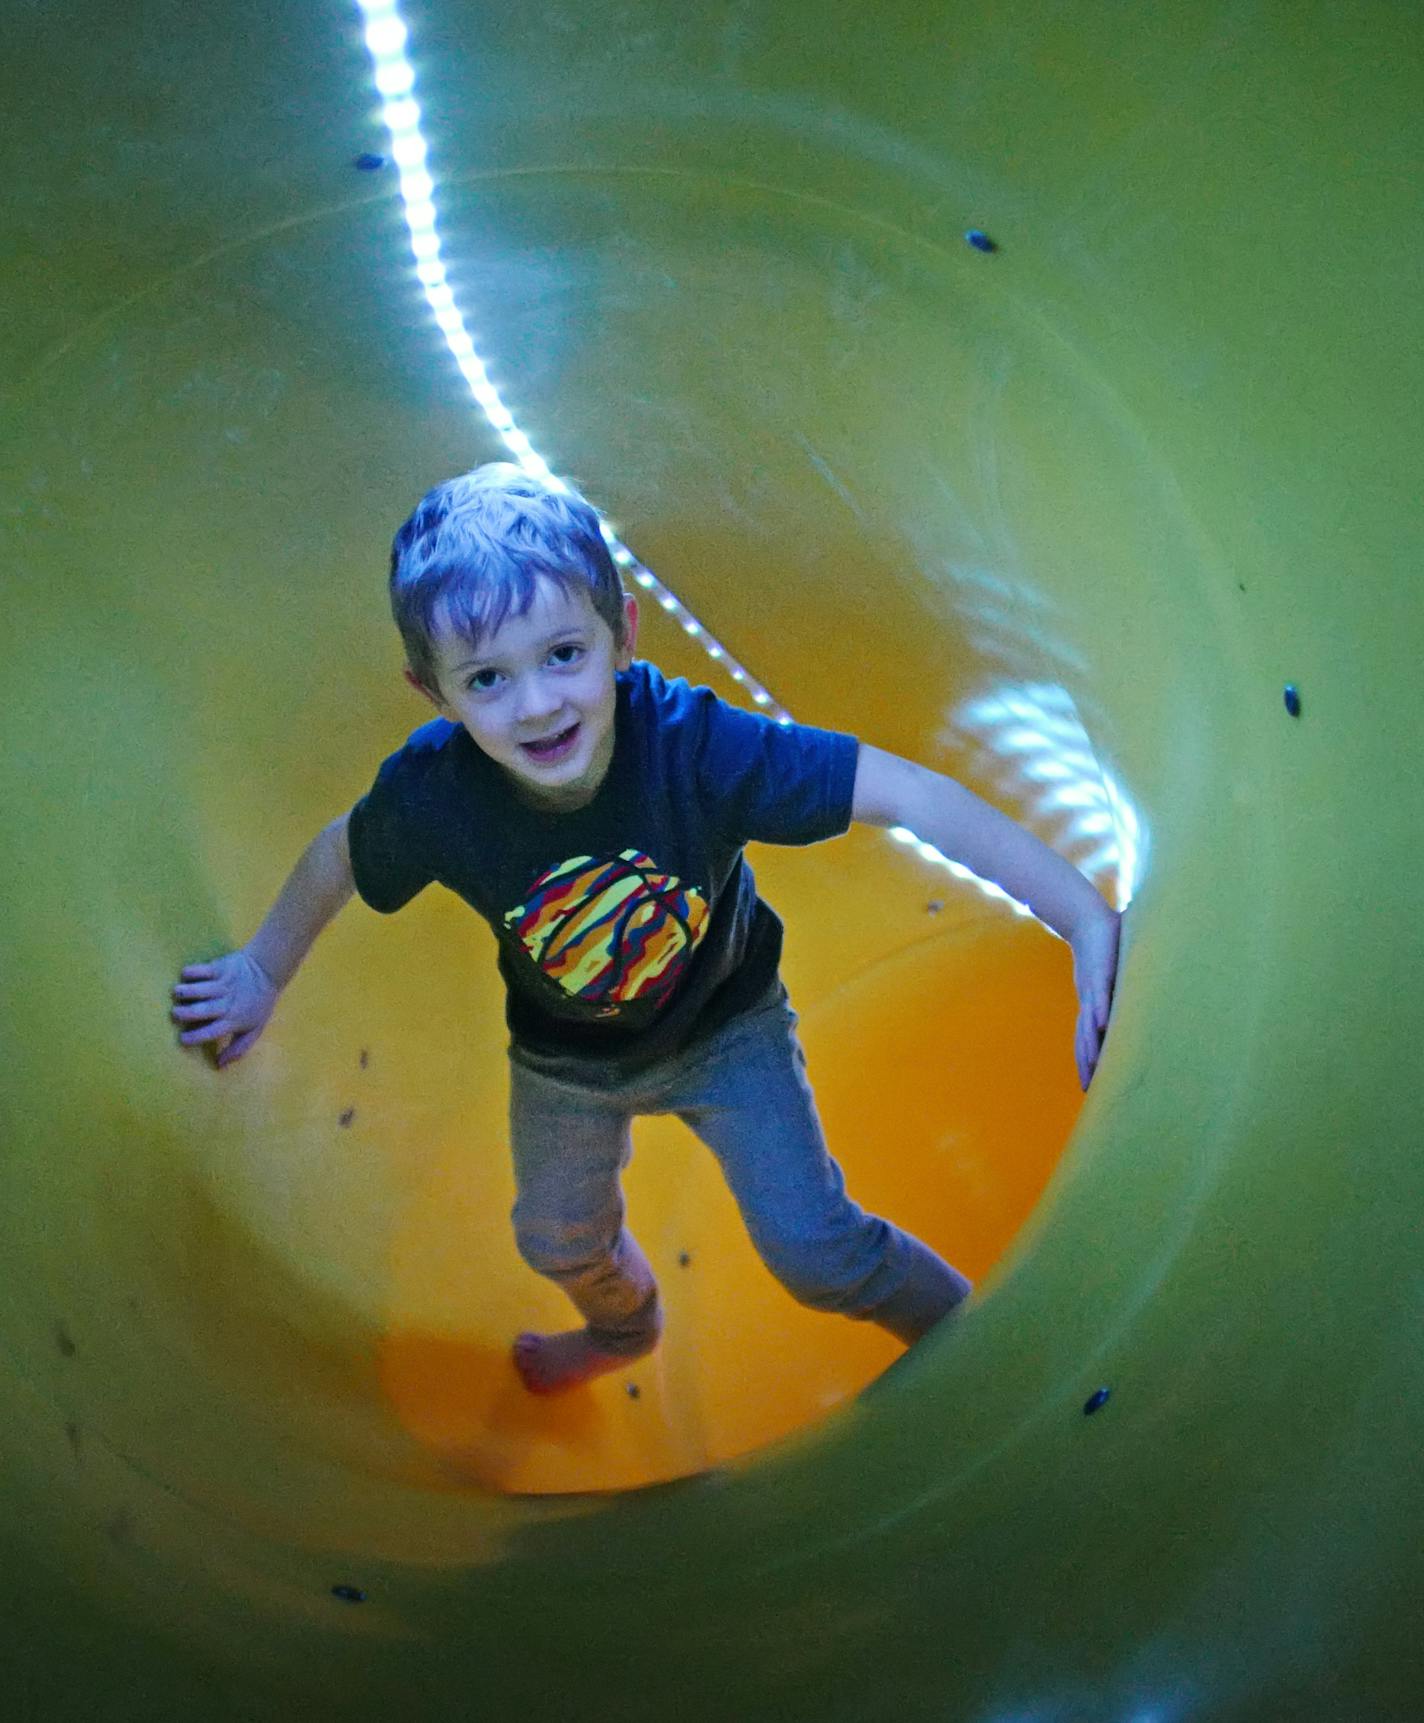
3, 1, 1422, 1717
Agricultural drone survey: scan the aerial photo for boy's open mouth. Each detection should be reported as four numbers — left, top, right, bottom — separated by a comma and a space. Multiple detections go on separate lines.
521, 722, 580, 762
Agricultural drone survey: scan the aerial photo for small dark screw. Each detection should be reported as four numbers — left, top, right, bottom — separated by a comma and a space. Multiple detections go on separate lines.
627, 1383, 640, 1400
354, 153, 386, 172
966, 229, 997, 253
339, 1108, 355, 1128
926, 900, 944, 915
359, 1049, 370, 1069
678, 1252, 692, 1268
1084, 1387, 1111, 1415
331, 1585, 367, 1603
1284, 684, 1301, 717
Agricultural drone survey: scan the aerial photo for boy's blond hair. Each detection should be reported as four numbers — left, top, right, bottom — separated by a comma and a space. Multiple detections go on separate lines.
388, 463, 628, 698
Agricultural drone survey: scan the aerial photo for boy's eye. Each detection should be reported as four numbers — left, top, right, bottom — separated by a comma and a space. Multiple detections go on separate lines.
464, 644, 583, 693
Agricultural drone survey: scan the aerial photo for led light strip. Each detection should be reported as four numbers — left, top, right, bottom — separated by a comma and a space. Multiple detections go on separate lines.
355, 0, 787, 724
354, 0, 1130, 925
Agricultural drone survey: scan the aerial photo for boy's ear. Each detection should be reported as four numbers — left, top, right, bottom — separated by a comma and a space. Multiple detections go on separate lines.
403, 667, 444, 709
616, 594, 639, 669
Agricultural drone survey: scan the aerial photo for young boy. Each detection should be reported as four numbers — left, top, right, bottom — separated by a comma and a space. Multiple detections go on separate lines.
171, 464, 1121, 1395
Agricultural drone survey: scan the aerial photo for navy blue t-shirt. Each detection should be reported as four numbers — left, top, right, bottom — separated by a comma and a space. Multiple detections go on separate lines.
346, 659, 860, 1076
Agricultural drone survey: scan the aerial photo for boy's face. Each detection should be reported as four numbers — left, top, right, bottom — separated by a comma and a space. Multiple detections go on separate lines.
408, 578, 639, 812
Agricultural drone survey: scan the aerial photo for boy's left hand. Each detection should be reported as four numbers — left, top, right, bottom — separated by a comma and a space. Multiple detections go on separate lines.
1070, 904, 1122, 1092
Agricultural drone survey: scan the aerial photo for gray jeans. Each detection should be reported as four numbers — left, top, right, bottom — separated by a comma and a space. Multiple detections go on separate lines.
507, 984, 971, 1356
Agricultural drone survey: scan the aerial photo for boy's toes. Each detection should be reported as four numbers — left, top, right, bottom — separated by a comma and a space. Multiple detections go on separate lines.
511, 1335, 551, 1392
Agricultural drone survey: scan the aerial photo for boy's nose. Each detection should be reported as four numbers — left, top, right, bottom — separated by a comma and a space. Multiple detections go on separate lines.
512, 676, 564, 726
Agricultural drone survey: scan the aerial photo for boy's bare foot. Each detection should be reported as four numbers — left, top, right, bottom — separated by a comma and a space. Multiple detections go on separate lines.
512, 1326, 651, 1395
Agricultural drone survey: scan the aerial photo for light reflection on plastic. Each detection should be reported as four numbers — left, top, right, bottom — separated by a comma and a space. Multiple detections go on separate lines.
930, 683, 1142, 918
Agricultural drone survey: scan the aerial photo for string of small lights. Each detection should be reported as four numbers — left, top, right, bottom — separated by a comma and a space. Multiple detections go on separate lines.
355, 0, 787, 724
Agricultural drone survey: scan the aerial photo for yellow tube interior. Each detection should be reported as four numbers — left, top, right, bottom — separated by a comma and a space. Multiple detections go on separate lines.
3, 0, 1421, 1715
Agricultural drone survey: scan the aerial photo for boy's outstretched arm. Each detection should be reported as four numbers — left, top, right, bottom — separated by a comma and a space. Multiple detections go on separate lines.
170, 812, 356, 1069
851, 744, 1122, 1091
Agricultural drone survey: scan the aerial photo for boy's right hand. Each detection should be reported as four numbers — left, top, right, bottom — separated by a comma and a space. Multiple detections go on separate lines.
171, 951, 279, 1069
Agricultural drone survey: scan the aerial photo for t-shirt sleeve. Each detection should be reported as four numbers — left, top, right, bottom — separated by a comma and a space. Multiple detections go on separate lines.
694, 690, 860, 847
346, 740, 438, 914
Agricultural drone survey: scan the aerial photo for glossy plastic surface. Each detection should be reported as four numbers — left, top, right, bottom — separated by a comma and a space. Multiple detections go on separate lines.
3, 2, 1421, 1717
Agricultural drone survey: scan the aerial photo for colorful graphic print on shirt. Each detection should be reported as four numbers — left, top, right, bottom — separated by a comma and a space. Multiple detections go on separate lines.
502, 850, 710, 1018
